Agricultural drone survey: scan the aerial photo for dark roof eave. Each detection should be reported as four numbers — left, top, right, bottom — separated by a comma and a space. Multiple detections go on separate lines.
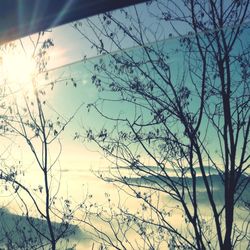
0, 0, 148, 45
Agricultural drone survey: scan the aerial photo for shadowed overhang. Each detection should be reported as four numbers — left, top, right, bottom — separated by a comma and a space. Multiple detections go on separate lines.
0, 0, 147, 45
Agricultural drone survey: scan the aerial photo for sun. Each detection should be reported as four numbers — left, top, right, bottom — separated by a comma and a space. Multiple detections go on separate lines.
0, 49, 36, 88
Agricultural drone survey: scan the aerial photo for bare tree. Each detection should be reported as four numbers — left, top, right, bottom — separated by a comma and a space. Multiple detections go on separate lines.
73, 0, 250, 249
0, 34, 80, 250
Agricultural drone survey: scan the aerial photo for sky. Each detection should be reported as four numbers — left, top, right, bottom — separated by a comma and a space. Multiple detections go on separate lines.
0, 2, 249, 249
0, 3, 249, 192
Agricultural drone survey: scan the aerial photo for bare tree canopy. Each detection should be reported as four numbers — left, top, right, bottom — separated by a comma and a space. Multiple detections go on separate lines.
0, 0, 249, 249
73, 0, 250, 249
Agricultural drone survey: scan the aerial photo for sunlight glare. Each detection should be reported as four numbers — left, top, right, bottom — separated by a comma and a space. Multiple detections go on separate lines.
0, 50, 36, 87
